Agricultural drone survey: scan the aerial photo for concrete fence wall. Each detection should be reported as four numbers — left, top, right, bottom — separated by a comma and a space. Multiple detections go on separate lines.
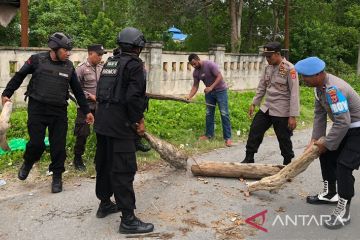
0, 43, 266, 108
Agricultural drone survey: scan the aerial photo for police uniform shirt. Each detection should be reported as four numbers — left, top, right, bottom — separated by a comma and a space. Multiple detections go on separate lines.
312, 73, 360, 150
2, 52, 90, 116
252, 58, 300, 117
76, 60, 103, 108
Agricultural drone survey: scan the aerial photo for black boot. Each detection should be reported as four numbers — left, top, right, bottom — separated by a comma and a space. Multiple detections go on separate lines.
241, 152, 254, 163
283, 157, 292, 165
306, 180, 338, 204
51, 173, 63, 193
135, 138, 151, 152
119, 212, 154, 234
73, 155, 86, 171
324, 197, 351, 229
96, 200, 120, 218
18, 163, 32, 181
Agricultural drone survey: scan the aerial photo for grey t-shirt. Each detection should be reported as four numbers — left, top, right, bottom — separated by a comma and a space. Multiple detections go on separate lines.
193, 60, 227, 92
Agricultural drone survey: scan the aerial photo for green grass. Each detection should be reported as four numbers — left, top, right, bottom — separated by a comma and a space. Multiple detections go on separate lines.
1, 72, 359, 175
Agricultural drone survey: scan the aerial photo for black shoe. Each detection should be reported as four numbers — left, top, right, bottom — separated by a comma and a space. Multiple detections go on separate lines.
283, 157, 292, 165
307, 194, 339, 204
306, 181, 338, 204
241, 153, 254, 163
135, 140, 151, 152
51, 174, 63, 193
324, 198, 351, 229
18, 163, 32, 180
96, 200, 120, 218
119, 214, 154, 234
74, 156, 86, 171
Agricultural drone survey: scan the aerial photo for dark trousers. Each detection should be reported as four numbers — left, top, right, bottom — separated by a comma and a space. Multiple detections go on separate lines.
95, 133, 137, 211
23, 113, 68, 174
319, 127, 360, 200
74, 109, 95, 157
246, 110, 294, 160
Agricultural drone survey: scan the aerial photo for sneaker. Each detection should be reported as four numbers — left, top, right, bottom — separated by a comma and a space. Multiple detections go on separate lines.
199, 135, 210, 140
96, 200, 120, 218
324, 198, 351, 229
119, 214, 154, 234
225, 139, 232, 147
306, 181, 338, 204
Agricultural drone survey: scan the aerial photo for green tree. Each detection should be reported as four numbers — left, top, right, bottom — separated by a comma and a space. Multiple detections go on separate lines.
28, 0, 90, 47
89, 12, 118, 48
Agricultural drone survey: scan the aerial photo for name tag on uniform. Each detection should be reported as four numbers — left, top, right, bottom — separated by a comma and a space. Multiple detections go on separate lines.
59, 72, 69, 78
326, 86, 349, 115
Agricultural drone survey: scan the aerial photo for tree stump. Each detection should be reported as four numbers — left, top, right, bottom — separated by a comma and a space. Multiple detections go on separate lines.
0, 101, 13, 151
191, 161, 284, 179
143, 132, 188, 170
247, 138, 324, 193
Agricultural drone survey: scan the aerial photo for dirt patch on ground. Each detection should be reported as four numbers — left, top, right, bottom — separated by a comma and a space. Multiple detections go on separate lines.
182, 218, 207, 228
211, 213, 258, 240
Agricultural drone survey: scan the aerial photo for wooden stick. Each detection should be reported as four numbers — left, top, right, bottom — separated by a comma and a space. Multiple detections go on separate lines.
247, 138, 324, 193
146, 93, 215, 107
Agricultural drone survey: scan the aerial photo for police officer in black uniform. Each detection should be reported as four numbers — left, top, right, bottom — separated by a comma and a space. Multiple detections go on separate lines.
94, 27, 154, 234
1, 32, 94, 193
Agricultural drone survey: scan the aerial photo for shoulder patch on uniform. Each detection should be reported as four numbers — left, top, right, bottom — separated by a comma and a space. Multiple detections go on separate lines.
326, 86, 349, 115
290, 69, 297, 80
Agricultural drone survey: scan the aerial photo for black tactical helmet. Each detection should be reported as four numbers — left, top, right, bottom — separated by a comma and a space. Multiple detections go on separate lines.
117, 27, 146, 48
48, 32, 73, 50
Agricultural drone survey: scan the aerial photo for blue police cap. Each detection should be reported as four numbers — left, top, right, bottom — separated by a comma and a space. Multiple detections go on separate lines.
294, 57, 325, 76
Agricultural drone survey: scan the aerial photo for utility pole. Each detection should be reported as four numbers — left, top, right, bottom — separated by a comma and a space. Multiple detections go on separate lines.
284, 0, 289, 60
20, 0, 29, 47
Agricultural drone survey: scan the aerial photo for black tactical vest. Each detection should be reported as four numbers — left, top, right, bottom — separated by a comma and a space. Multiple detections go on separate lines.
96, 54, 134, 103
26, 53, 73, 106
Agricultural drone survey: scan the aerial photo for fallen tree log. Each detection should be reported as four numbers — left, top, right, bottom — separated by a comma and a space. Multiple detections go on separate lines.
0, 101, 13, 151
145, 93, 215, 107
191, 162, 284, 179
146, 93, 189, 103
143, 132, 188, 170
247, 138, 324, 193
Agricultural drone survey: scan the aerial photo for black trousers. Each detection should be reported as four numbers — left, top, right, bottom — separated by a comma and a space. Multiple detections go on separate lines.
74, 109, 95, 157
95, 133, 137, 211
319, 127, 360, 200
246, 110, 294, 160
23, 113, 68, 174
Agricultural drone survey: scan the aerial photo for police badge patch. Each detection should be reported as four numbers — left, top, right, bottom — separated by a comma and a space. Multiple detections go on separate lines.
326, 86, 349, 115
290, 69, 297, 80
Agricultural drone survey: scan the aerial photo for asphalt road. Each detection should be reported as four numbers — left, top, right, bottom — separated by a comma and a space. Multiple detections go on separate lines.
0, 128, 359, 240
